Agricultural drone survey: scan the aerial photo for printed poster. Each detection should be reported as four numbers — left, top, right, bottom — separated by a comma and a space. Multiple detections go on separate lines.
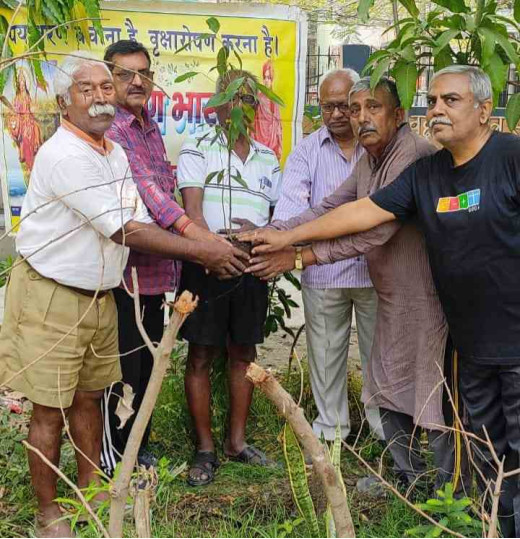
0, 1, 307, 233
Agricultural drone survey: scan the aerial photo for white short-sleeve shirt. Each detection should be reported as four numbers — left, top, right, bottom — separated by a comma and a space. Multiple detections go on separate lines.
16, 125, 151, 290
177, 126, 282, 232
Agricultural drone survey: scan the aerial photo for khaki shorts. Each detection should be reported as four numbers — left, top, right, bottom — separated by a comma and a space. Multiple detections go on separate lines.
0, 259, 121, 408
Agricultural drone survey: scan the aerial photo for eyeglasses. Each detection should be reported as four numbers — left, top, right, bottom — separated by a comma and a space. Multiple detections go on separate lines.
114, 69, 155, 84
320, 102, 350, 115
240, 94, 259, 106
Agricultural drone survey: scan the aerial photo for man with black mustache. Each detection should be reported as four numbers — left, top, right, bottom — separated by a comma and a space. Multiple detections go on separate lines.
100, 41, 237, 475
242, 77, 465, 495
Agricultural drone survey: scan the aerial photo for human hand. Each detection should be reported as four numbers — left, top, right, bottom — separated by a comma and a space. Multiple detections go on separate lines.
237, 228, 294, 254
245, 247, 296, 280
198, 240, 250, 279
217, 218, 258, 235
183, 223, 228, 244
231, 218, 257, 234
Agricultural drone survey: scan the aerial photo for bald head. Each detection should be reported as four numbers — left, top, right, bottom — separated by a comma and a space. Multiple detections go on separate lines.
319, 69, 359, 139
319, 68, 360, 96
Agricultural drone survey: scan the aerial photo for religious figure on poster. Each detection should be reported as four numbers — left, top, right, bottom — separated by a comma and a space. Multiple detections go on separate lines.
4, 69, 43, 185
253, 60, 283, 159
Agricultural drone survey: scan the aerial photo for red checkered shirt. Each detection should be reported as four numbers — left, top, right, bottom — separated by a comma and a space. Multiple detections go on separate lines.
106, 106, 184, 295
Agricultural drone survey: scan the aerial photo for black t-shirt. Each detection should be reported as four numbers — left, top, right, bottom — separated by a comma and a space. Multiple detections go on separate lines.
371, 131, 520, 364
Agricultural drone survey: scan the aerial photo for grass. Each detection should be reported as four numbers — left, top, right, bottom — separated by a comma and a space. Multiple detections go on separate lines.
0, 344, 424, 538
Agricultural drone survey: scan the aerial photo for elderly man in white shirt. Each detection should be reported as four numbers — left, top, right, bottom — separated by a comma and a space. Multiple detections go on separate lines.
0, 52, 247, 538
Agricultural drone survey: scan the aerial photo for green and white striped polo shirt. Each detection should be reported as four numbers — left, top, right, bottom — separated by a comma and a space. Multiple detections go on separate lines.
177, 126, 282, 232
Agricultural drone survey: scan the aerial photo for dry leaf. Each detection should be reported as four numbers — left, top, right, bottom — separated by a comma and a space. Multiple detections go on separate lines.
115, 383, 135, 430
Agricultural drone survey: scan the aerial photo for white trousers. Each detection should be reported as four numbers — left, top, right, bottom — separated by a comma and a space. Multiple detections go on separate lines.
302, 285, 383, 441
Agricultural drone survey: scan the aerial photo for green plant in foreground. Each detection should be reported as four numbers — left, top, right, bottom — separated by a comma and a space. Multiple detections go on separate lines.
265, 271, 301, 338
407, 482, 482, 537
0, 255, 13, 287
359, 0, 520, 130
325, 423, 345, 538
282, 422, 320, 537
304, 103, 322, 133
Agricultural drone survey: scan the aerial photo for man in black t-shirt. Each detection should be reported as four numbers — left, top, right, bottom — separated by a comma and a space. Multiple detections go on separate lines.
245, 65, 520, 537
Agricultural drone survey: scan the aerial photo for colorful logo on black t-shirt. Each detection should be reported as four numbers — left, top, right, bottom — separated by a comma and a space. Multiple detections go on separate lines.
436, 189, 480, 213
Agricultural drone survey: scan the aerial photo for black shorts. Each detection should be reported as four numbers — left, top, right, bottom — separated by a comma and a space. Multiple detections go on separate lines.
179, 262, 268, 346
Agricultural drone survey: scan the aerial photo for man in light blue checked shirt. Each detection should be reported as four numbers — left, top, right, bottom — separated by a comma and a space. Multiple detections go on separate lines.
271, 69, 382, 442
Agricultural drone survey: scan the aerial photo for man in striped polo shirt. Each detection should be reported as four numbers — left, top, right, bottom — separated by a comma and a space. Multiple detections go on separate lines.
177, 70, 281, 486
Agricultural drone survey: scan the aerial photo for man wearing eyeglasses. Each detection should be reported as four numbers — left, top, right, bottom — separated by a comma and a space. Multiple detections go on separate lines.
265, 69, 382, 446
100, 40, 232, 474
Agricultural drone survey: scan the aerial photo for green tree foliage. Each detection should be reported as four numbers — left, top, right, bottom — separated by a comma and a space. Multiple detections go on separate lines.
0, 0, 102, 93
359, 0, 520, 129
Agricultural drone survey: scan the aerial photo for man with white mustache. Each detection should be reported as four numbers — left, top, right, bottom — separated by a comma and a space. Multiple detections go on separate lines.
0, 52, 247, 537
243, 77, 467, 495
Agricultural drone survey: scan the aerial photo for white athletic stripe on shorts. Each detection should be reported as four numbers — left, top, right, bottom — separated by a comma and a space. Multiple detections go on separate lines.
100, 385, 117, 476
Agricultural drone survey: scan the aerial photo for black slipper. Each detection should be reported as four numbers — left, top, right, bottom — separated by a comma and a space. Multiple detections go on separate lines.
187, 451, 220, 487
226, 445, 271, 466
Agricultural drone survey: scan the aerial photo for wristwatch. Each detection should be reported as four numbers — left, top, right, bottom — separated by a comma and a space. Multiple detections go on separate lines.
294, 247, 303, 270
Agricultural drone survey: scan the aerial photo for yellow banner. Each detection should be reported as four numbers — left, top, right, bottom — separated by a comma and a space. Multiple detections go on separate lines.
0, 2, 306, 232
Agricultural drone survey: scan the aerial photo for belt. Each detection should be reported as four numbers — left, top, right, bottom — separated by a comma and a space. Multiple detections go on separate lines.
68, 286, 110, 299
24, 259, 110, 299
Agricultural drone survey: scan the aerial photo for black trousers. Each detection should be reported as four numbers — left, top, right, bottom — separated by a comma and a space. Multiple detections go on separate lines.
381, 338, 471, 494
101, 288, 165, 475
459, 359, 520, 538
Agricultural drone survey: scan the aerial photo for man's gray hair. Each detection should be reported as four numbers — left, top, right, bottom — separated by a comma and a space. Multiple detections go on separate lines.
215, 69, 258, 94
318, 68, 360, 93
430, 65, 492, 104
54, 51, 111, 105
349, 76, 401, 107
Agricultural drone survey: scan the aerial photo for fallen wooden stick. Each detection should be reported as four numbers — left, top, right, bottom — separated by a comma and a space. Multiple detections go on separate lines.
246, 362, 356, 538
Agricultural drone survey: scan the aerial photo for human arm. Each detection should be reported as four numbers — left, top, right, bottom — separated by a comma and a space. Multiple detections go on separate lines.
241, 163, 418, 254
271, 144, 314, 220
311, 221, 402, 264
259, 162, 360, 235
50, 155, 247, 277
244, 246, 317, 280
110, 220, 247, 277
245, 221, 403, 278
241, 197, 397, 254
180, 186, 210, 230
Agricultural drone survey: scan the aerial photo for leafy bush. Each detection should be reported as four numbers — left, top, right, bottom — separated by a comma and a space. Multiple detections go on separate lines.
407, 482, 482, 537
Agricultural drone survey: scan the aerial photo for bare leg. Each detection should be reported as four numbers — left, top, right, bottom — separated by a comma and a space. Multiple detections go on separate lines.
225, 343, 256, 455
185, 344, 220, 484
68, 389, 104, 491
185, 344, 220, 451
27, 403, 71, 534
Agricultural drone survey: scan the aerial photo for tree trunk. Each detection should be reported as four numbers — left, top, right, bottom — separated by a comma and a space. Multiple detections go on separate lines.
134, 488, 152, 538
108, 286, 198, 537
